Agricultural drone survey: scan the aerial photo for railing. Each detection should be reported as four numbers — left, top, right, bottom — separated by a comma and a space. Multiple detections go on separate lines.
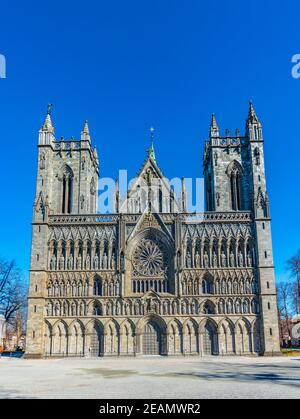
49, 214, 119, 224
210, 136, 248, 147
182, 211, 252, 223
48, 211, 252, 225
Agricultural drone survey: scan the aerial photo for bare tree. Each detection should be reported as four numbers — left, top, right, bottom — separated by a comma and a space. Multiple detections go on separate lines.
287, 249, 300, 315
0, 258, 28, 325
277, 281, 293, 341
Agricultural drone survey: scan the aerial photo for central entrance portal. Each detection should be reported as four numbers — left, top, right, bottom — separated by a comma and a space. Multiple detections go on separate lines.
142, 322, 161, 355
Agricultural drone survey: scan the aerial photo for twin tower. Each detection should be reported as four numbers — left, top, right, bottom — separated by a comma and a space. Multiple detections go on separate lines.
25, 102, 280, 358
34, 102, 270, 219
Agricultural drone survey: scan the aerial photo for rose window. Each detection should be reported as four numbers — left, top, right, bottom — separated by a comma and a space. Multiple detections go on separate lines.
133, 238, 165, 276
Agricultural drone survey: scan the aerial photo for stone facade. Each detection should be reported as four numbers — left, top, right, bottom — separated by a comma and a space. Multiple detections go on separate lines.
25, 103, 280, 357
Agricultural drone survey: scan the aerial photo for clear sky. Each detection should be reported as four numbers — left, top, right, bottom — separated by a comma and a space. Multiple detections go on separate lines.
0, 0, 299, 282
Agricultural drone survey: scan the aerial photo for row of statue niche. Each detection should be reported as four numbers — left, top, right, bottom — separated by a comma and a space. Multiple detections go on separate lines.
99, 298, 201, 316
180, 278, 257, 295
184, 249, 253, 268
50, 251, 117, 271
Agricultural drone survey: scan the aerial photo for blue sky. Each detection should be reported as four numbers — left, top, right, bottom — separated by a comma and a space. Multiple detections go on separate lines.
0, 0, 299, 281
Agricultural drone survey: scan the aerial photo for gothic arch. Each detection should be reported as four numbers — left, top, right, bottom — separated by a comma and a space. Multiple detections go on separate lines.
68, 320, 85, 356
44, 321, 52, 355
136, 314, 167, 355
93, 275, 102, 296
202, 299, 216, 314
86, 319, 104, 357
52, 320, 68, 355
226, 160, 244, 177
183, 319, 198, 354
120, 320, 135, 355
201, 272, 214, 294
136, 314, 167, 334
200, 319, 218, 355
227, 160, 243, 211
92, 300, 102, 316
218, 318, 235, 355
235, 318, 252, 354
105, 319, 120, 355
61, 164, 74, 214
168, 320, 183, 355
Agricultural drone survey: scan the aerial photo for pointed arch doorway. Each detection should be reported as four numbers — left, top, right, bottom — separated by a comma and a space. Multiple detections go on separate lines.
90, 322, 104, 357
142, 321, 161, 355
203, 323, 217, 355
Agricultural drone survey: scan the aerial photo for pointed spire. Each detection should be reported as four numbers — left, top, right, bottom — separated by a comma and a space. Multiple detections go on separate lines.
246, 100, 262, 140
41, 103, 54, 133
247, 100, 260, 125
209, 114, 219, 138
147, 127, 157, 162
81, 120, 91, 142
83, 120, 90, 134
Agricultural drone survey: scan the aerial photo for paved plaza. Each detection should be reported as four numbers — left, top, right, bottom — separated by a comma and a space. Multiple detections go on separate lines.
0, 355, 300, 399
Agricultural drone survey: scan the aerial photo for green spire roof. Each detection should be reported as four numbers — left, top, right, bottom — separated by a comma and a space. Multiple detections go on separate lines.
147, 127, 156, 162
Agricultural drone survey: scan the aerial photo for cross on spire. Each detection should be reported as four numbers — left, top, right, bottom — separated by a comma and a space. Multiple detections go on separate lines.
147, 126, 156, 162
47, 103, 53, 115
41, 103, 54, 133
150, 126, 155, 140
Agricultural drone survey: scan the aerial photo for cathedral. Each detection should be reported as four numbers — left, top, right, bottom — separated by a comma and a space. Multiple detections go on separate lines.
25, 102, 280, 358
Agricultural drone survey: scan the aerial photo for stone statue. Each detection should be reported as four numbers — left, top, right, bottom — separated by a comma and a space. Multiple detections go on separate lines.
59, 255, 65, 270
221, 251, 226, 267
102, 252, 108, 270
229, 251, 235, 267
50, 255, 56, 270
191, 301, 195, 314
238, 251, 244, 267
213, 252, 218, 267
203, 251, 209, 268
227, 281, 232, 294
85, 254, 90, 269
115, 281, 120, 295
247, 251, 252, 267
194, 251, 200, 268
93, 254, 99, 270
109, 282, 113, 296
67, 254, 73, 270
186, 251, 192, 268
66, 282, 71, 296
233, 281, 238, 294
77, 255, 82, 270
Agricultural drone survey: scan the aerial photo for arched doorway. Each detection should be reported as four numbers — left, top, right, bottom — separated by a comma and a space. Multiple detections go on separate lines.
203, 323, 217, 355
142, 321, 161, 355
91, 322, 104, 357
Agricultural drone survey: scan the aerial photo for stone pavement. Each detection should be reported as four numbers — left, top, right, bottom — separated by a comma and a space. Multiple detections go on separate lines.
0, 355, 299, 399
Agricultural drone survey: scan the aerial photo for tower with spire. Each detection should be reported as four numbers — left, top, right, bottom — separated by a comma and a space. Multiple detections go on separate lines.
26, 106, 100, 357
203, 101, 280, 355
34, 106, 99, 219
